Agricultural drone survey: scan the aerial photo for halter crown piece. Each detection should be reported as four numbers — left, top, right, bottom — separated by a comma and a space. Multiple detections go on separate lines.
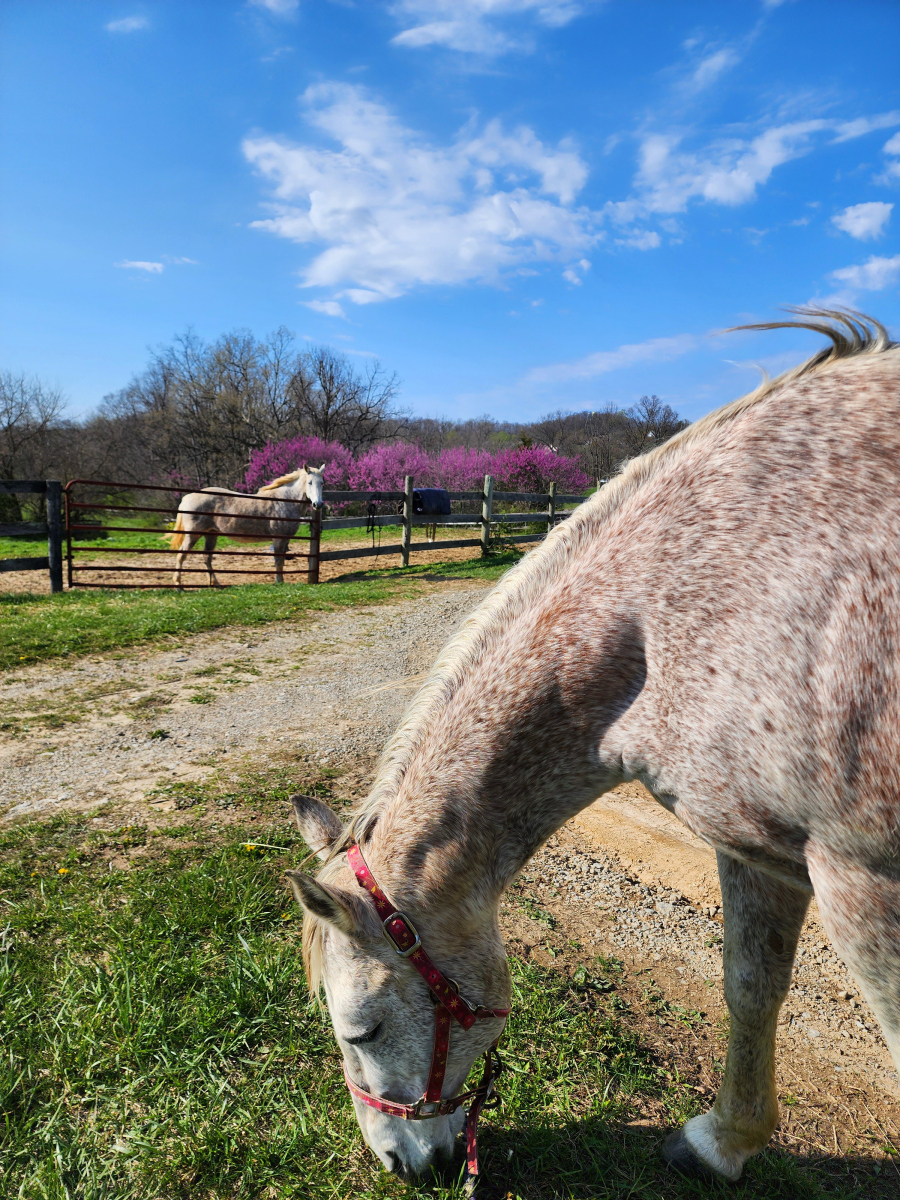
344, 844, 510, 1191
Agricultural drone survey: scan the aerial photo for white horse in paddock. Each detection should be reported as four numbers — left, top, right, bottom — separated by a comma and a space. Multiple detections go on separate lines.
167, 464, 324, 587
286, 312, 900, 1185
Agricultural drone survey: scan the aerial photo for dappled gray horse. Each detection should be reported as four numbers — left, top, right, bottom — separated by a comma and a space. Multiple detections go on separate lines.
287, 312, 900, 1183
168, 465, 324, 586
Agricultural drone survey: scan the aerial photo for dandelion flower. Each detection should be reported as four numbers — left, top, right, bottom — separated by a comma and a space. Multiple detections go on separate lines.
58, 868, 69, 875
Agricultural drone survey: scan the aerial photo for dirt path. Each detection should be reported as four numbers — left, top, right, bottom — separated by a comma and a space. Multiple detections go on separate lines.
3, 581, 897, 1171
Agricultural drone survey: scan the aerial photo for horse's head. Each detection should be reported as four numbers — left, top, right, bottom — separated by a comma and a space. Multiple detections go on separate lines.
302, 463, 325, 509
286, 795, 509, 1177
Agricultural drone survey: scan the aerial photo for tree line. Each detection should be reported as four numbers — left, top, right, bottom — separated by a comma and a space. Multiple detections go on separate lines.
1, 326, 687, 511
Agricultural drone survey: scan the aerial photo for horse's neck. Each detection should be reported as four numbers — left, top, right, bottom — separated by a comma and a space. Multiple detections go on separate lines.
361, 651, 621, 932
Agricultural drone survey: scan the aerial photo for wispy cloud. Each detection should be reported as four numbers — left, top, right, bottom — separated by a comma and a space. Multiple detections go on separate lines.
615, 109, 900, 233
303, 299, 346, 318
831, 110, 900, 143
526, 333, 697, 383
104, 16, 149, 34
389, 1, 587, 55
685, 46, 741, 93
832, 201, 892, 241
244, 82, 600, 307
248, 0, 299, 16
828, 254, 900, 295
162, 255, 200, 265
114, 260, 163, 273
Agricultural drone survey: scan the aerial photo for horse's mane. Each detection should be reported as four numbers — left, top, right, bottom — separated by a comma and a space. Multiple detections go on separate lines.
319, 309, 894, 858
257, 468, 304, 492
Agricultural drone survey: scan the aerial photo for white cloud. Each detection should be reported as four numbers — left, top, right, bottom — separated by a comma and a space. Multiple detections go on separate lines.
626, 111, 900, 218
303, 299, 346, 317
244, 82, 600, 306
562, 258, 591, 284
884, 132, 900, 156
634, 120, 828, 213
248, 0, 299, 15
831, 110, 900, 144
832, 201, 892, 241
114, 260, 163, 273
105, 16, 149, 34
616, 229, 661, 250
687, 46, 741, 92
526, 333, 697, 383
828, 254, 900, 294
390, 1, 585, 54
163, 255, 200, 265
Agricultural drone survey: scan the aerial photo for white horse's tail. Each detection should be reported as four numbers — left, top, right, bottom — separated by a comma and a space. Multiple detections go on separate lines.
165, 512, 186, 549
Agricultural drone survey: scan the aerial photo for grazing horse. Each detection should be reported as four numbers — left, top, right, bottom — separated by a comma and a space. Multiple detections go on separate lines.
167, 464, 324, 587
286, 311, 900, 1183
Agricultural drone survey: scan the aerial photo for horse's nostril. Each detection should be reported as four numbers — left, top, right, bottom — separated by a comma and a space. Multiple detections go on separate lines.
385, 1150, 402, 1174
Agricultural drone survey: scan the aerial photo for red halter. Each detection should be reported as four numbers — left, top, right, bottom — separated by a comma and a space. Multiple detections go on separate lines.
344, 844, 510, 1186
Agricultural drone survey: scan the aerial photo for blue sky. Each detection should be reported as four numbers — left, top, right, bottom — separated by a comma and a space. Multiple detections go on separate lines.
2, 1, 899, 424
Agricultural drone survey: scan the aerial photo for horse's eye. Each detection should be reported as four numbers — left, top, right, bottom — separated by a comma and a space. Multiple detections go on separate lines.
345, 1022, 382, 1046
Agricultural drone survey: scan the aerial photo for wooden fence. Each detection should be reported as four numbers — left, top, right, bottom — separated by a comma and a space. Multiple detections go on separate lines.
0, 480, 63, 592
314, 475, 585, 577
2, 475, 588, 590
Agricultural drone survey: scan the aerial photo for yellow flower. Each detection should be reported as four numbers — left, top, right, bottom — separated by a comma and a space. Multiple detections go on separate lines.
31, 871, 38, 877
281, 913, 291, 920
58, 868, 69, 875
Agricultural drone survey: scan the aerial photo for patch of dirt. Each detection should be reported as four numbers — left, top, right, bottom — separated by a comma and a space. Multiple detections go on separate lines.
3, 580, 897, 1178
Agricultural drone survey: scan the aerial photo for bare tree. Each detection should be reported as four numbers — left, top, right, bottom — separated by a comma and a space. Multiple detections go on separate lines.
621, 395, 688, 458
293, 347, 405, 452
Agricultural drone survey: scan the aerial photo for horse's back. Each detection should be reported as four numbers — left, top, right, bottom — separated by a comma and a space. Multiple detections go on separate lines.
600, 350, 900, 876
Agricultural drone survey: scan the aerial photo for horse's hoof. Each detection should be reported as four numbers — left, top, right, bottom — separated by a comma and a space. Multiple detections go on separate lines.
661, 1129, 716, 1178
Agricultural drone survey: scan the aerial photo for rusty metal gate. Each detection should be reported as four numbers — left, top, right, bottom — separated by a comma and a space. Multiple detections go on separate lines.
63, 479, 320, 589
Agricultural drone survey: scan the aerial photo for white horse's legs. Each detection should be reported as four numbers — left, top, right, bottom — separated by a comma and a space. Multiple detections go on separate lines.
664, 852, 810, 1180
174, 533, 203, 588
272, 538, 289, 584
203, 533, 220, 587
807, 844, 900, 1071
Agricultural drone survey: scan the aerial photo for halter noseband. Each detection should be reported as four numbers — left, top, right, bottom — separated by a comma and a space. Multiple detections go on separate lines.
344, 844, 510, 1186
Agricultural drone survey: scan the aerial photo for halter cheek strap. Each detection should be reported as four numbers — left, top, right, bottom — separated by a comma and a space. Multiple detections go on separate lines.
344, 844, 510, 1186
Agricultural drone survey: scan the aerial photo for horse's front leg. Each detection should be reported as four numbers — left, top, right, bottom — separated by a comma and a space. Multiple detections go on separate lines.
174, 533, 201, 588
664, 852, 810, 1180
272, 538, 288, 584
204, 533, 220, 587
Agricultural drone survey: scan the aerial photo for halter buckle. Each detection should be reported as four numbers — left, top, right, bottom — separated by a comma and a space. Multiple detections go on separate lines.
382, 912, 422, 958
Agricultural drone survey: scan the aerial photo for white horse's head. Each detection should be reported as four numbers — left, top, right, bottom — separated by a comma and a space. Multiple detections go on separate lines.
286, 795, 509, 1178
303, 463, 325, 509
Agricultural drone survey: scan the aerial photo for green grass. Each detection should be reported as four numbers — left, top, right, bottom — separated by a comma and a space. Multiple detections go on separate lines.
0, 552, 521, 673
0, 809, 883, 1199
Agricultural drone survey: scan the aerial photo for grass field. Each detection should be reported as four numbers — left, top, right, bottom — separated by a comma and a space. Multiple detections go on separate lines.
0, 552, 521, 672
0, 783, 866, 1200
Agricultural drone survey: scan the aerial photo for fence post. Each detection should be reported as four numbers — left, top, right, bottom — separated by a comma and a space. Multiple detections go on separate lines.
481, 474, 493, 555
547, 481, 556, 535
46, 481, 63, 593
401, 476, 413, 566
307, 507, 321, 584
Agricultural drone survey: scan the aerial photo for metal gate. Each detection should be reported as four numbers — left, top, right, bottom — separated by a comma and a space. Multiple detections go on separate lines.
64, 479, 320, 589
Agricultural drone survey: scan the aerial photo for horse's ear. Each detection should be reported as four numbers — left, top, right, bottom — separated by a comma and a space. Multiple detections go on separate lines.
317, 462, 326, 472
285, 871, 359, 936
302, 462, 309, 472
291, 793, 343, 861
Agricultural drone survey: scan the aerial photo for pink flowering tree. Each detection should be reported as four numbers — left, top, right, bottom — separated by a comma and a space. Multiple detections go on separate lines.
348, 443, 435, 491
490, 445, 590, 494
242, 437, 353, 492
